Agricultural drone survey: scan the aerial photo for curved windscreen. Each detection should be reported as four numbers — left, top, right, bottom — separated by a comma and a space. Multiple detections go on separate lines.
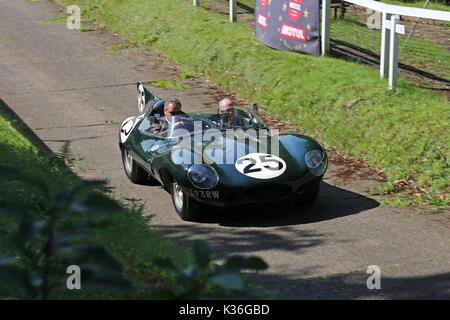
217, 106, 265, 129
166, 107, 267, 138
166, 115, 213, 138
190, 106, 266, 129
233, 108, 264, 128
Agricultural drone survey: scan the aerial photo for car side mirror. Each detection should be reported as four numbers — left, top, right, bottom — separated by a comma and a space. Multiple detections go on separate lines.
252, 103, 258, 113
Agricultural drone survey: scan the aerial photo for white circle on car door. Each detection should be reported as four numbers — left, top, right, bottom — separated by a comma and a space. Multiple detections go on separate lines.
120, 117, 136, 143
235, 153, 286, 179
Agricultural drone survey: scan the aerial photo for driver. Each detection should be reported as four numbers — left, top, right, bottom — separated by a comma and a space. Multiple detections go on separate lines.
149, 98, 185, 137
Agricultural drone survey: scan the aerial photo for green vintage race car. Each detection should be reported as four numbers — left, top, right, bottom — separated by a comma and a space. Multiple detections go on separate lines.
119, 83, 328, 221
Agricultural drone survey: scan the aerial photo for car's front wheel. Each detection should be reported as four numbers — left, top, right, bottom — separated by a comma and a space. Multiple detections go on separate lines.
121, 147, 149, 184
171, 181, 202, 221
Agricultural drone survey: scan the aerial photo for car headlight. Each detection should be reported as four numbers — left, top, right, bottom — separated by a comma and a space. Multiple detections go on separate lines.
187, 164, 218, 189
305, 150, 327, 176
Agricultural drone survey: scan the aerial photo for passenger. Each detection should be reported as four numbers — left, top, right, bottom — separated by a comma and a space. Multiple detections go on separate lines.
217, 98, 236, 127
217, 98, 249, 127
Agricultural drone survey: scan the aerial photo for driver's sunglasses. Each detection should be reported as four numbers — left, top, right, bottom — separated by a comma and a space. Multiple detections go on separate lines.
169, 111, 182, 115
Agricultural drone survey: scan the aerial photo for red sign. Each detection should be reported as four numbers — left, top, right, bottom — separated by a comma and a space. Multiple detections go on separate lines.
280, 23, 306, 41
257, 13, 268, 28
288, 0, 302, 21
254, 0, 320, 55
260, 0, 267, 10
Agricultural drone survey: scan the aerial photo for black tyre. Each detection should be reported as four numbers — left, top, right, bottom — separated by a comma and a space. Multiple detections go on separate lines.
121, 147, 149, 184
170, 181, 202, 221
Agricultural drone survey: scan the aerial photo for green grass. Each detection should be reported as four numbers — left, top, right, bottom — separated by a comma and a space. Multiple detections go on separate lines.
54, 0, 448, 208
150, 78, 189, 90
101, 44, 123, 55
0, 108, 194, 298
41, 13, 66, 23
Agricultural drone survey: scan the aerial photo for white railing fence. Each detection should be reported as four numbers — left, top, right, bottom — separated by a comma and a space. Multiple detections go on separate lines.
322, 0, 450, 89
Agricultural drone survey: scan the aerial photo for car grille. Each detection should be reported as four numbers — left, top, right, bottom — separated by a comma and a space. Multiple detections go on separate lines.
246, 184, 292, 202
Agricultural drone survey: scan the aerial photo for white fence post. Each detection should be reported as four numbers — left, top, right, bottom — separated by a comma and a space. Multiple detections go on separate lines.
321, 0, 331, 56
230, 0, 237, 22
193, 0, 199, 7
388, 15, 400, 89
380, 12, 391, 80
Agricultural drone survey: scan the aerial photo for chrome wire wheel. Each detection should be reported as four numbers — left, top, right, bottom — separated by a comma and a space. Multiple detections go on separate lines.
172, 182, 184, 211
170, 180, 203, 221
120, 147, 150, 185
123, 149, 133, 174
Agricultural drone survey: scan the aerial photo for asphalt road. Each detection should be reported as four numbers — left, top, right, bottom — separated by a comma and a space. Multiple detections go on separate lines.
1, 0, 449, 299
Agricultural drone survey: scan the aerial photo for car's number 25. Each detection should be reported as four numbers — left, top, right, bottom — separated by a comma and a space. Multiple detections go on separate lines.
239, 155, 283, 173
235, 153, 286, 179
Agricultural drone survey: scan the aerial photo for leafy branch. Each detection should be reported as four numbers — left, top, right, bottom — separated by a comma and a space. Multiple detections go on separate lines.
0, 165, 132, 299
152, 240, 268, 299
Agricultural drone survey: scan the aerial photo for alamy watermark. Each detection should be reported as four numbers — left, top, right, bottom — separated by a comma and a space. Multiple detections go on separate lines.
66, 265, 81, 290
66, 5, 81, 31
366, 265, 381, 290
366, 9, 382, 30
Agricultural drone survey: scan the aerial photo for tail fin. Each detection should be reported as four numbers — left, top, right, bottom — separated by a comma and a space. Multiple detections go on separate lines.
137, 82, 158, 114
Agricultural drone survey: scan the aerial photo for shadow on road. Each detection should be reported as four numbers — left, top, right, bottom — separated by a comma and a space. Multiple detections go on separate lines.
249, 271, 450, 300
152, 181, 378, 257
192, 181, 379, 227
154, 221, 337, 257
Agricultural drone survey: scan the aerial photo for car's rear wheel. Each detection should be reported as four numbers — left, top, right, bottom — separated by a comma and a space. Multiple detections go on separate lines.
171, 181, 202, 221
121, 147, 150, 184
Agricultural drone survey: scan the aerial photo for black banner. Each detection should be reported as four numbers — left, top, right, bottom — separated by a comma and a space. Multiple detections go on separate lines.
254, 0, 320, 56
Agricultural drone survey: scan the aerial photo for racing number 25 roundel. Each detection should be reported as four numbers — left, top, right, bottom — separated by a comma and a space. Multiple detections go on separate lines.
235, 153, 286, 179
